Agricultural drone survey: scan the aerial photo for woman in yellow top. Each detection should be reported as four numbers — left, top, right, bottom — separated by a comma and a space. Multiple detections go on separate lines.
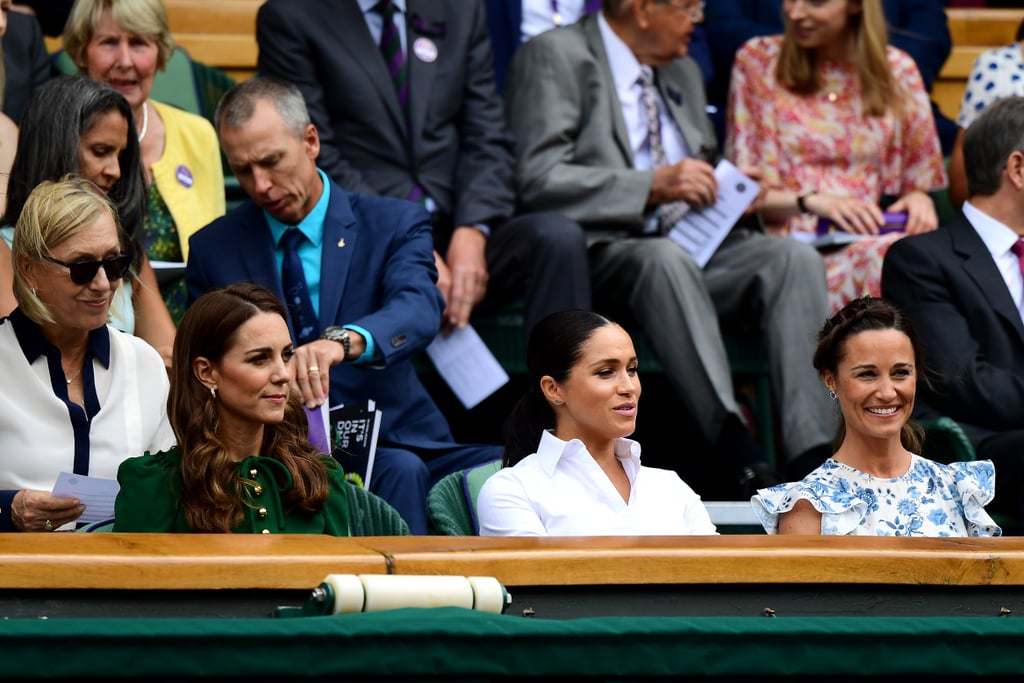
63, 0, 225, 324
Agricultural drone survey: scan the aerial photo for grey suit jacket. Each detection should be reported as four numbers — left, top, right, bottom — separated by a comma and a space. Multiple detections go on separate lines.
256, 0, 516, 249
882, 214, 1024, 444
504, 13, 716, 236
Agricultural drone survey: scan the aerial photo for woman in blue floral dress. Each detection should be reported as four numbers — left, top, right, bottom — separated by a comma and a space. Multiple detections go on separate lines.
752, 296, 1000, 537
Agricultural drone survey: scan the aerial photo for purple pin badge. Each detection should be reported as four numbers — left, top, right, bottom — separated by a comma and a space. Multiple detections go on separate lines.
176, 165, 194, 189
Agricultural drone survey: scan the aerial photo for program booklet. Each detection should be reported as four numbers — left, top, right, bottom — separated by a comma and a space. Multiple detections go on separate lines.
328, 399, 381, 489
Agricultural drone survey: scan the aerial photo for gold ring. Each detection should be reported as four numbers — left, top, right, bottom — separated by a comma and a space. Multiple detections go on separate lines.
43, 520, 54, 532
307, 366, 319, 373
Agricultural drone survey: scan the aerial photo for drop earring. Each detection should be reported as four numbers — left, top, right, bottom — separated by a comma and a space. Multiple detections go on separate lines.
210, 386, 218, 399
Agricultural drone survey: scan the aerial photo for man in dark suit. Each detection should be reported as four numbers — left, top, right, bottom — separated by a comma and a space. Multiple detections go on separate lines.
255, 0, 590, 335
504, 0, 837, 491
185, 77, 500, 534
882, 96, 1024, 529
3, 10, 51, 124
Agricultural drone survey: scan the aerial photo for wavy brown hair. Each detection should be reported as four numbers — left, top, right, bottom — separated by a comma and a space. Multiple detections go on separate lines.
776, 0, 901, 119
170, 283, 330, 532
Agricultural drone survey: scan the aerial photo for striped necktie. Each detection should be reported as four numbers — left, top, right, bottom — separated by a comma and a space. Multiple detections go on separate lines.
375, 0, 409, 122
638, 69, 686, 234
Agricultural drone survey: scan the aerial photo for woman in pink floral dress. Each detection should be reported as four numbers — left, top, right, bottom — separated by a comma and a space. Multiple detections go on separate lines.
725, 0, 946, 312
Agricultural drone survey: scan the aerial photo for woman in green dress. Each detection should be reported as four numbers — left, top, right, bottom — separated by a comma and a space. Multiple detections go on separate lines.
113, 283, 350, 534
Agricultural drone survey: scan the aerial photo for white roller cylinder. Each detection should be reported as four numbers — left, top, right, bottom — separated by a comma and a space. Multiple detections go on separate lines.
322, 573, 366, 615
467, 575, 507, 614
318, 574, 510, 614
359, 574, 475, 612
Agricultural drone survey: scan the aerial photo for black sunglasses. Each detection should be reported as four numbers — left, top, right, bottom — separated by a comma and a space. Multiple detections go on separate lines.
42, 254, 132, 285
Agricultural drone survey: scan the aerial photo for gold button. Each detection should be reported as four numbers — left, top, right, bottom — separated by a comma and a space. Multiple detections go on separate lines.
261, 528, 271, 534
258, 507, 268, 519
250, 468, 258, 478
253, 484, 263, 496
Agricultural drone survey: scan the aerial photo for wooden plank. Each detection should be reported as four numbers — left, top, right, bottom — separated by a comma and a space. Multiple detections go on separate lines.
947, 8, 1024, 46
0, 534, 387, 590
163, 0, 263, 36
358, 535, 1024, 587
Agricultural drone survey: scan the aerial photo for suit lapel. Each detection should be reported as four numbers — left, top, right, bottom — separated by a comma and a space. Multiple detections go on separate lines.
335, 0, 407, 141
952, 216, 1024, 340
404, 0, 442, 149
582, 17, 633, 166
318, 185, 359, 328
655, 66, 706, 161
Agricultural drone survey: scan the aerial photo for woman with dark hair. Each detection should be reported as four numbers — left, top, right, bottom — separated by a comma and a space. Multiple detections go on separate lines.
0, 74, 176, 364
478, 309, 715, 536
113, 283, 351, 534
752, 296, 1000, 537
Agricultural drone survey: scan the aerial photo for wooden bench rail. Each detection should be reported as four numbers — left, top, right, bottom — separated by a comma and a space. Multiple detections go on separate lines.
5, 534, 1024, 591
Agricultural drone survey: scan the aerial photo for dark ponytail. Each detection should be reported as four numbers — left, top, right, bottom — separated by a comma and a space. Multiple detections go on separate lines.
501, 310, 613, 466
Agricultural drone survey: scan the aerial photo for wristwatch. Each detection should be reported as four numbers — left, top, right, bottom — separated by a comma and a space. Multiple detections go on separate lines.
321, 326, 352, 361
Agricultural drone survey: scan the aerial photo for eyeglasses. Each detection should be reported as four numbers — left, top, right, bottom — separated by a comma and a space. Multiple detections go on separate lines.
661, 0, 704, 21
42, 253, 132, 285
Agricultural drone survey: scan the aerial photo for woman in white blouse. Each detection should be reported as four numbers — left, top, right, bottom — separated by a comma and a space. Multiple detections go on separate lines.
478, 309, 716, 536
0, 177, 174, 532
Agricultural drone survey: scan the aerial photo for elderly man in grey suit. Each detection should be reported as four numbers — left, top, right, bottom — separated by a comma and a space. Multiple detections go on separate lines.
504, 0, 835, 490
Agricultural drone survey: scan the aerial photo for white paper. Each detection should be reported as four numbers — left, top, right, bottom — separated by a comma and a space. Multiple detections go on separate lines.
51, 472, 120, 523
149, 260, 186, 286
425, 325, 509, 410
668, 160, 760, 268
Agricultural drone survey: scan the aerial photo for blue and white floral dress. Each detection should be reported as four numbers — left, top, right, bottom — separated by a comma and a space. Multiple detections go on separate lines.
751, 456, 1001, 537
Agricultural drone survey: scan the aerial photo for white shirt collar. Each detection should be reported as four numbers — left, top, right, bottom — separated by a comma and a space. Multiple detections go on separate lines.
597, 11, 645, 96
535, 429, 642, 477
963, 200, 1020, 258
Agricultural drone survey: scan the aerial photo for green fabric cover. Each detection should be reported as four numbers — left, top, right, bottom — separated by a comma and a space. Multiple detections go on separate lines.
426, 469, 473, 536
3, 609, 1024, 678
426, 460, 500, 535
918, 416, 977, 464
346, 482, 410, 536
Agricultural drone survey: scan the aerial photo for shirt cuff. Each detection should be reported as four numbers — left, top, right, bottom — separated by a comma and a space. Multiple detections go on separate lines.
344, 324, 380, 364
0, 490, 17, 532
472, 223, 491, 238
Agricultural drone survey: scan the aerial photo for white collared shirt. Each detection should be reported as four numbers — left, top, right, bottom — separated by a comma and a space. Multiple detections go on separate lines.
963, 201, 1024, 324
520, 0, 586, 42
597, 12, 690, 172
478, 430, 717, 536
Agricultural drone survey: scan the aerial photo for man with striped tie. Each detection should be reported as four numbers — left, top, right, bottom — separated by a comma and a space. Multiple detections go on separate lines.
255, 0, 591, 339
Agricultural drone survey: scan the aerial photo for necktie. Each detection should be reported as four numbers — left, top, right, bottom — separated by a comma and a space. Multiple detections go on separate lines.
583, 0, 602, 14
1011, 240, 1024, 276
638, 70, 686, 234
280, 228, 319, 346
375, 0, 409, 123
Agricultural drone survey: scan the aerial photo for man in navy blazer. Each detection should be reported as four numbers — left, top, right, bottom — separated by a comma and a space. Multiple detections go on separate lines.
255, 0, 590, 335
882, 96, 1024, 530
185, 77, 500, 534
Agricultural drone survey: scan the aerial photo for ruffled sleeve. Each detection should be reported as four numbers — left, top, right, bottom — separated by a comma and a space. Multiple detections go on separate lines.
750, 463, 870, 535
947, 459, 1001, 538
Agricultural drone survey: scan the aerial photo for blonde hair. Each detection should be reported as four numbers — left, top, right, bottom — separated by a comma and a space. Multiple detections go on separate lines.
12, 175, 126, 324
776, 0, 899, 118
63, 0, 175, 72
